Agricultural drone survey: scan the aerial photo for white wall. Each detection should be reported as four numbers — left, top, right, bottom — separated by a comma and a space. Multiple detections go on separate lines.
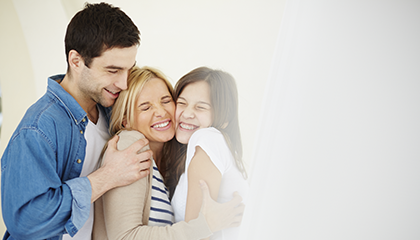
240, 0, 420, 239
4, 0, 419, 239
0, 0, 285, 235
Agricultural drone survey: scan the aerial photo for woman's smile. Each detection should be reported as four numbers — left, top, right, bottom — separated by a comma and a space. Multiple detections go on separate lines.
152, 119, 172, 130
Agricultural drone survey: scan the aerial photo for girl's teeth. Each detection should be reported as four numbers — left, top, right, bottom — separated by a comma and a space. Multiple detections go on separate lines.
154, 121, 169, 128
180, 123, 195, 130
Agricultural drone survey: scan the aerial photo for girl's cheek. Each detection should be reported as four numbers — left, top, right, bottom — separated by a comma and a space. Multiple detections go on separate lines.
175, 111, 181, 122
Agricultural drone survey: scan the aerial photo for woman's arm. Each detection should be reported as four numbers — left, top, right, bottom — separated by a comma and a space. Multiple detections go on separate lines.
185, 146, 223, 240
93, 130, 213, 240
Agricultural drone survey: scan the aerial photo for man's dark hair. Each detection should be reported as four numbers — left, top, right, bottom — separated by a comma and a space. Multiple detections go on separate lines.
64, 2, 140, 68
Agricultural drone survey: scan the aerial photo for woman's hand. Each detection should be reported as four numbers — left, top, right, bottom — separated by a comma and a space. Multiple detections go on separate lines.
199, 180, 245, 232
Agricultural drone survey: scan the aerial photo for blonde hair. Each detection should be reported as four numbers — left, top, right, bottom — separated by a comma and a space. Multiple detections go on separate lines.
109, 66, 174, 135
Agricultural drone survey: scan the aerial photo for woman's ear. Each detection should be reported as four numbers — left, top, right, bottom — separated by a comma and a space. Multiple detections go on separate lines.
122, 118, 130, 128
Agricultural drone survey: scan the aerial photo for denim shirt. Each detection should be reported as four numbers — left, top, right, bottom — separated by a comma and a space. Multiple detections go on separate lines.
1, 75, 111, 240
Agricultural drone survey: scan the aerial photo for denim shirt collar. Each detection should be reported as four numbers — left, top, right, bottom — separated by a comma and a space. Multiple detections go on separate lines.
48, 74, 87, 125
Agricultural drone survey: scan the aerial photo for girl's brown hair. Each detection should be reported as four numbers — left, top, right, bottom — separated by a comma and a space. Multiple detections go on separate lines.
165, 67, 247, 199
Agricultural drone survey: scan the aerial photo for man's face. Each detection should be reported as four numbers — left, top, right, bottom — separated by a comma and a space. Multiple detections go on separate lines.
78, 46, 137, 107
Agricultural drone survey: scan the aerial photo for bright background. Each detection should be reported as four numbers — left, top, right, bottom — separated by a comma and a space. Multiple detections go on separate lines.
1, 0, 420, 239
0, 0, 285, 235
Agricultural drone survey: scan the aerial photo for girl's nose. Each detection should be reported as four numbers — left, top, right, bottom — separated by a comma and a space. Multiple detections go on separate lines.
182, 106, 195, 119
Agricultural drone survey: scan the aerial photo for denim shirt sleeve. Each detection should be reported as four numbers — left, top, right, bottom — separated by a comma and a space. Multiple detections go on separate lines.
64, 177, 92, 236
1, 128, 91, 239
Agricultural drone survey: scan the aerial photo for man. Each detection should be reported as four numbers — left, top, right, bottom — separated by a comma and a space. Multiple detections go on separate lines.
1, 3, 152, 239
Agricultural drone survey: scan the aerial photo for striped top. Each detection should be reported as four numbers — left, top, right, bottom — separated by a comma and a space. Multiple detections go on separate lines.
148, 160, 175, 226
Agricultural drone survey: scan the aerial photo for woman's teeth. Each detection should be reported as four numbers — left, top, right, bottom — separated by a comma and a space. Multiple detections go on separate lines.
153, 121, 169, 128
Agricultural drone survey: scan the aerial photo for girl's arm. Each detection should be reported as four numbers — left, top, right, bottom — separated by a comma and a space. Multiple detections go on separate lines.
185, 146, 223, 240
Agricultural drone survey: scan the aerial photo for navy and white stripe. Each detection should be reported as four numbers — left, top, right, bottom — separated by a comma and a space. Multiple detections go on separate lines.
148, 162, 175, 226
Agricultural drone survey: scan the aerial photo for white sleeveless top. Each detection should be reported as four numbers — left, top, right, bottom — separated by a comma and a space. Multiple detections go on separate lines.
171, 127, 249, 240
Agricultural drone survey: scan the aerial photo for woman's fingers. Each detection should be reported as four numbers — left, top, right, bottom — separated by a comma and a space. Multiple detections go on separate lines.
199, 180, 245, 232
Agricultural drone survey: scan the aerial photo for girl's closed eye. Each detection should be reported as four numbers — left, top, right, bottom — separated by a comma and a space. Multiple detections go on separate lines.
197, 102, 211, 111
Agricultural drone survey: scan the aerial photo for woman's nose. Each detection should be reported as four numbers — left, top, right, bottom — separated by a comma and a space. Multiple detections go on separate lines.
154, 105, 166, 117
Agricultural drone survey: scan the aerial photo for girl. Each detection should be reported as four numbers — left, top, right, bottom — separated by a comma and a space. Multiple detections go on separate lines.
170, 67, 249, 240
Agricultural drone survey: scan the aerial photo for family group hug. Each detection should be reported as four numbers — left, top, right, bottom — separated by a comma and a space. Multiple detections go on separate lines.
1, 2, 248, 240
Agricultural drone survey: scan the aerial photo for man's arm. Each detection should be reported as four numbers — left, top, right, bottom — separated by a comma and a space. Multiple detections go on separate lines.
1, 131, 151, 239
1, 129, 77, 239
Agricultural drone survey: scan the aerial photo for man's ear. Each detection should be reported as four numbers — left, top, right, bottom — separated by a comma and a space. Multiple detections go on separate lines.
68, 50, 84, 72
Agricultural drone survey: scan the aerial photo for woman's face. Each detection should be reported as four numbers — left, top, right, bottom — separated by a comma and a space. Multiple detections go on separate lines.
128, 77, 175, 144
175, 81, 213, 144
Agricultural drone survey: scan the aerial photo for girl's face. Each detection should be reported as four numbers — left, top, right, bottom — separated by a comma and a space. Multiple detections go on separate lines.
175, 81, 213, 144
127, 77, 175, 144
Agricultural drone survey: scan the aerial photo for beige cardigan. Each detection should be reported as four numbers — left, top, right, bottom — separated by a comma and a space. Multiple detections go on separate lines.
92, 130, 212, 240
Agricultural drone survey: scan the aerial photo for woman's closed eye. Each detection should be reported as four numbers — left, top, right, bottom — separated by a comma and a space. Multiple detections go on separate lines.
162, 96, 173, 104
139, 103, 151, 111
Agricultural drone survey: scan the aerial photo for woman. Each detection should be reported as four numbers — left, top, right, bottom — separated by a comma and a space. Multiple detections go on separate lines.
170, 67, 249, 240
93, 66, 243, 240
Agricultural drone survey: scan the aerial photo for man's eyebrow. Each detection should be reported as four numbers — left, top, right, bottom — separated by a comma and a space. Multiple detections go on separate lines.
105, 62, 136, 70
105, 65, 123, 70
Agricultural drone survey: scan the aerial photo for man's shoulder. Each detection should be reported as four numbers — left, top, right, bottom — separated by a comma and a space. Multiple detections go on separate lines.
16, 93, 74, 136
29, 92, 68, 119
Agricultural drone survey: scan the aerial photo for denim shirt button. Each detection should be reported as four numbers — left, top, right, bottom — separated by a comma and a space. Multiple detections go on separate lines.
82, 118, 86, 122
79, 130, 83, 134
77, 159, 82, 164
